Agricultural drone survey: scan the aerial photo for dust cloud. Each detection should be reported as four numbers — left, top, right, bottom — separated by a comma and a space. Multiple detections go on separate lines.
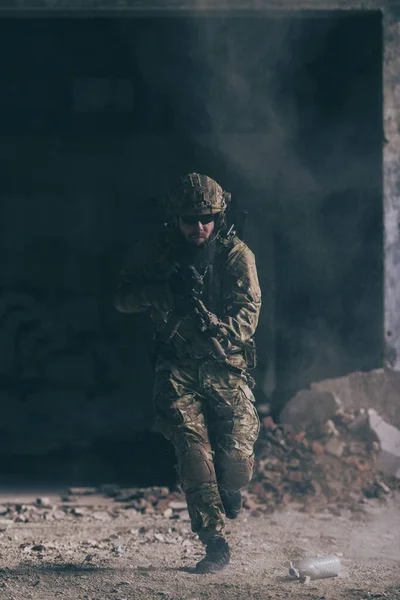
183, 14, 383, 398
118, 13, 383, 400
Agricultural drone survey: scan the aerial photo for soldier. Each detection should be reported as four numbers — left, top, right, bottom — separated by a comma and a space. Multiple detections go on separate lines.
114, 173, 261, 573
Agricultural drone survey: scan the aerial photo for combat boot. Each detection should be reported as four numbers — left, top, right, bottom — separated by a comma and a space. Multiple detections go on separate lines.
195, 537, 230, 574
219, 487, 242, 519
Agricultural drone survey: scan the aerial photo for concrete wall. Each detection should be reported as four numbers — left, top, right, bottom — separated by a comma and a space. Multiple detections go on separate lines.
383, 9, 400, 370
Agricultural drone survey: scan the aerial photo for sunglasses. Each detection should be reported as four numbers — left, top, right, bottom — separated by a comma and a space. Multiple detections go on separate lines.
180, 214, 217, 226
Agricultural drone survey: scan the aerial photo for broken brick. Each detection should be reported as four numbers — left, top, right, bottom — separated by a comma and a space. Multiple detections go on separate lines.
262, 416, 276, 429
311, 441, 325, 455
288, 471, 303, 483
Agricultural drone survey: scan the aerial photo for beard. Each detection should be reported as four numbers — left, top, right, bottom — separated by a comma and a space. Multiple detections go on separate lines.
188, 233, 207, 245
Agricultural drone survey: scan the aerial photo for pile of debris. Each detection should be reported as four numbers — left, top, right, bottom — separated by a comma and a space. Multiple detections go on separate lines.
97, 386, 400, 517
100, 485, 189, 520
3, 378, 399, 524
247, 389, 400, 514
0, 487, 191, 527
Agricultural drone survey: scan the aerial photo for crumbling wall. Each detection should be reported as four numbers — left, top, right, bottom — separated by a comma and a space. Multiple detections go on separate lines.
311, 368, 400, 430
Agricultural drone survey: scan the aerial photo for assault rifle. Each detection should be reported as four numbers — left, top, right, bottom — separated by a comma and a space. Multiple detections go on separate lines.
160, 263, 227, 360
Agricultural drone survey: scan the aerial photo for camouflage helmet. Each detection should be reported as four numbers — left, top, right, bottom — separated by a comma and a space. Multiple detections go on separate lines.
166, 173, 230, 216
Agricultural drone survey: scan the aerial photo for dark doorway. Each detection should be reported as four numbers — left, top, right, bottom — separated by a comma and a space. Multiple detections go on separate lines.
0, 13, 383, 483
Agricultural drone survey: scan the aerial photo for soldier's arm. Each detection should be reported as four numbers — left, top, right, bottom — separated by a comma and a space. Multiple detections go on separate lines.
114, 241, 173, 314
211, 244, 261, 344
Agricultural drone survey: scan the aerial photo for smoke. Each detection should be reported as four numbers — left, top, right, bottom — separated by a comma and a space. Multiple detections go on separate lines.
185, 15, 382, 399
118, 13, 383, 402
189, 19, 313, 189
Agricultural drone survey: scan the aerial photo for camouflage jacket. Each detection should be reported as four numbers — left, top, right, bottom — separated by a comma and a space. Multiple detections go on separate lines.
114, 227, 261, 361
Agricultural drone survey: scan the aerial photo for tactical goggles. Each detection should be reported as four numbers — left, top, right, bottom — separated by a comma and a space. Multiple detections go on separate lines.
180, 214, 217, 226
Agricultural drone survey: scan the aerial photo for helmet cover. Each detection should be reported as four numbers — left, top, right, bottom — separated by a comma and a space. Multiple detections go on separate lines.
167, 173, 229, 216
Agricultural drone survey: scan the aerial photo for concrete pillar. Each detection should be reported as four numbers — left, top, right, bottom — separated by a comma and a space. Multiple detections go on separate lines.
384, 9, 400, 369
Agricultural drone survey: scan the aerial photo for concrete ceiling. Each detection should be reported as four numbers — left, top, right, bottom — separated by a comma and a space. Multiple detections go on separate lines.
0, 0, 398, 16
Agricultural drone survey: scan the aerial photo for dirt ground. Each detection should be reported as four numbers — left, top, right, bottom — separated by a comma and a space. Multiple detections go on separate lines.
0, 489, 399, 600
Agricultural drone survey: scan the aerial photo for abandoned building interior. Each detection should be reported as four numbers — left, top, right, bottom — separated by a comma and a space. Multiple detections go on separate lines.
0, 4, 399, 598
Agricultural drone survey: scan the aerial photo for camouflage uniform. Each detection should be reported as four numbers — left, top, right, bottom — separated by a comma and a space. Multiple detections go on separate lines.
115, 175, 261, 544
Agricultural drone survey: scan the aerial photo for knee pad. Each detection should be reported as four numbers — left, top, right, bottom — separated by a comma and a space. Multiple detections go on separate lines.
218, 453, 254, 491
179, 446, 216, 491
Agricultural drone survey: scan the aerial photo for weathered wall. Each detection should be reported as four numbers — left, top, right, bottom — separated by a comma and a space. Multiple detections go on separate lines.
383, 9, 400, 370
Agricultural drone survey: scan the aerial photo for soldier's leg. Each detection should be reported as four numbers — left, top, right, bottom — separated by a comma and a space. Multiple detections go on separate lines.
153, 360, 225, 543
205, 364, 260, 493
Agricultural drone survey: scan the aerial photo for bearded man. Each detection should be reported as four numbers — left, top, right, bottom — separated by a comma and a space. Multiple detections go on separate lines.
115, 173, 261, 573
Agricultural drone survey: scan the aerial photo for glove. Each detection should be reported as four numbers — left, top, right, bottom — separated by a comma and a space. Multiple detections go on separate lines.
171, 264, 204, 316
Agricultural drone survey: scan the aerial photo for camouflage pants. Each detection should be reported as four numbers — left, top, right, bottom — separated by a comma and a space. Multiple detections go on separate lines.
153, 355, 260, 543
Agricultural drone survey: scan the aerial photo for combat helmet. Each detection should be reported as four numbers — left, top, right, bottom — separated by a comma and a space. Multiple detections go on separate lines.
166, 173, 230, 217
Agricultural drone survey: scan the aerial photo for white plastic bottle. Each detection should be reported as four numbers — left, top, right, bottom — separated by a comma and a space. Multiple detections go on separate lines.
289, 556, 341, 580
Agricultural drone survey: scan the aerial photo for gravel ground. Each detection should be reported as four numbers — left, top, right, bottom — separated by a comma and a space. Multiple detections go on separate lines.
0, 490, 398, 600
